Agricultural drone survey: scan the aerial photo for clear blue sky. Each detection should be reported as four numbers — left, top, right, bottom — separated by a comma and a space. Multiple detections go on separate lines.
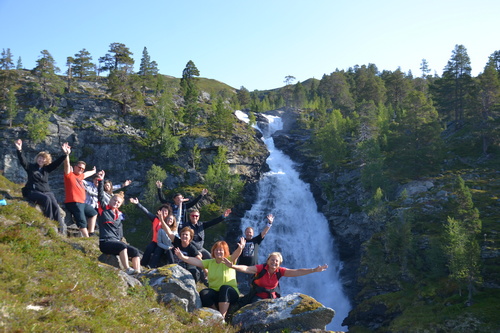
1, 0, 498, 91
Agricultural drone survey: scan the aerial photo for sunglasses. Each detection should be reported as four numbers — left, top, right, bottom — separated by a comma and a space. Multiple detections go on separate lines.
190, 214, 200, 218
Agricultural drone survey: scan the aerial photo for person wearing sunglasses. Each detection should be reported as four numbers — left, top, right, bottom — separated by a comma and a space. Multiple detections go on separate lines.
184, 207, 232, 259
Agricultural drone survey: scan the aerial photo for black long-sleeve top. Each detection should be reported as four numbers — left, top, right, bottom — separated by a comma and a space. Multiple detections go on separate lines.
157, 188, 204, 225
16, 149, 66, 194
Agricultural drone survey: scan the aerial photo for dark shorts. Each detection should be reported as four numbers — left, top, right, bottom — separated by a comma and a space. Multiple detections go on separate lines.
65, 202, 97, 228
99, 240, 140, 258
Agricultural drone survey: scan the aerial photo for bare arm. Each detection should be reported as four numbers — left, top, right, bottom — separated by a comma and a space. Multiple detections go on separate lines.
283, 264, 328, 277
62, 143, 72, 175
159, 214, 176, 241
260, 214, 274, 238
230, 237, 246, 263
83, 166, 97, 179
222, 258, 258, 275
174, 248, 204, 269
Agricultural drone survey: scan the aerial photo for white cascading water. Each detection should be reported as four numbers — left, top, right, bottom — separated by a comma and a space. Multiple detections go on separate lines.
235, 111, 351, 331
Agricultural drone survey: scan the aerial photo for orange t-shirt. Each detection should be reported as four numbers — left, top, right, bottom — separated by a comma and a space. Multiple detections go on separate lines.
64, 172, 86, 203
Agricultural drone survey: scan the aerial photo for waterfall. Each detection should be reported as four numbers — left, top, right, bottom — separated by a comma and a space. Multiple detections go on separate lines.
235, 111, 351, 331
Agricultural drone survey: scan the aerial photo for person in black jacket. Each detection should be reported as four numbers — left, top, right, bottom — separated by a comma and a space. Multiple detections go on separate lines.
96, 170, 141, 275
156, 180, 208, 227
14, 139, 70, 230
185, 207, 232, 259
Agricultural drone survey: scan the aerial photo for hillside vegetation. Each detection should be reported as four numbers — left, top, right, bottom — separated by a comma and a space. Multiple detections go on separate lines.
0, 43, 500, 331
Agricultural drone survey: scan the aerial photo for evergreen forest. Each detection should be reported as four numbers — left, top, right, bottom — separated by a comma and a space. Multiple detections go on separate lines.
0, 42, 499, 332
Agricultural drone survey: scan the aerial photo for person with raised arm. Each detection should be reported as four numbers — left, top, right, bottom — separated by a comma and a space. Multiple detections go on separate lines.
129, 197, 172, 268
63, 145, 97, 237
184, 207, 232, 259
97, 170, 141, 275
175, 238, 246, 319
223, 252, 328, 303
14, 139, 69, 233
156, 180, 208, 227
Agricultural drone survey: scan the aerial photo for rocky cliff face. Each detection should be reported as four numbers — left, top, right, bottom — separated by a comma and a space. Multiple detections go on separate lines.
0, 79, 269, 221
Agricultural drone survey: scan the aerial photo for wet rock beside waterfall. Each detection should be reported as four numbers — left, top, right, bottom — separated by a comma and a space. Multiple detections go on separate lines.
232, 293, 335, 332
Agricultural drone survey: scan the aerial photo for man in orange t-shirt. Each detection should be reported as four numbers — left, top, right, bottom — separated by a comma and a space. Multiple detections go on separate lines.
63, 146, 97, 237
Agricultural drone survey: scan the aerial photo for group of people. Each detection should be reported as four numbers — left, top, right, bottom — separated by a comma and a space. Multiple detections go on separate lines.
14, 140, 329, 319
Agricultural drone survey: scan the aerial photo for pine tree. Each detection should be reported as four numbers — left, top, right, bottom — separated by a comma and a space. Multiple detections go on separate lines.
6, 86, 19, 127
0, 48, 14, 70
25, 107, 51, 143
16, 56, 22, 69
237, 86, 251, 108
145, 90, 180, 158
99, 42, 134, 75
209, 98, 234, 139
138, 47, 159, 95
386, 90, 442, 177
476, 56, 500, 154
434, 44, 474, 127
31, 50, 64, 107
180, 60, 200, 128
205, 146, 244, 209
73, 48, 95, 78
444, 175, 482, 304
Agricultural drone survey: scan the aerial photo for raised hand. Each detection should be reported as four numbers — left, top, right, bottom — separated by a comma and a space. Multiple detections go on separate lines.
223, 209, 232, 218
237, 237, 247, 249
266, 214, 274, 224
61, 142, 71, 155
129, 197, 139, 205
14, 139, 22, 151
156, 180, 163, 189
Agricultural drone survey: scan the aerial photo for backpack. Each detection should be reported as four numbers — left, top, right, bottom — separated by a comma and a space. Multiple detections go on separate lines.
239, 264, 282, 306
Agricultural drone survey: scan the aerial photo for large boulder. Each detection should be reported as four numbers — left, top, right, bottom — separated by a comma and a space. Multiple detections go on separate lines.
143, 265, 202, 312
232, 293, 335, 332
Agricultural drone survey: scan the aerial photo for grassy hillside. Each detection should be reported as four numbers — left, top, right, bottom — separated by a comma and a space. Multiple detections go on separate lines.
0, 175, 236, 332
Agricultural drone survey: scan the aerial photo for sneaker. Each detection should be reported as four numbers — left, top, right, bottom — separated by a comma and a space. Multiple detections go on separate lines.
125, 267, 137, 275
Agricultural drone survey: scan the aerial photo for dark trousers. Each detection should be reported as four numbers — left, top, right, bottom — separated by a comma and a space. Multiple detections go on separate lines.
141, 241, 165, 268
27, 190, 61, 222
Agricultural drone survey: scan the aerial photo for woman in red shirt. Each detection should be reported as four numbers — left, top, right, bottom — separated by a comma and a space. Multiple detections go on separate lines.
223, 252, 328, 302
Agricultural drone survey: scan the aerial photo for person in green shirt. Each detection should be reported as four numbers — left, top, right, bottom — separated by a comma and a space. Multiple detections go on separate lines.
175, 237, 246, 319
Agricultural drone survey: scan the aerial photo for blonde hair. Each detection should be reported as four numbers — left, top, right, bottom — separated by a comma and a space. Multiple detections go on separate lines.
266, 252, 283, 265
35, 151, 52, 166
166, 214, 178, 231
112, 191, 125, 201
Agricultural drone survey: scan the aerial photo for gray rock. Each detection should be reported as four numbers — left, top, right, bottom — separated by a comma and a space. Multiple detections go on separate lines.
232, 293, 335, 332
144, 265, 202, 312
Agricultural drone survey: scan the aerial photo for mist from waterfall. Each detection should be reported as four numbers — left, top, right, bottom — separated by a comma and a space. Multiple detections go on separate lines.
235, 111, 351, 330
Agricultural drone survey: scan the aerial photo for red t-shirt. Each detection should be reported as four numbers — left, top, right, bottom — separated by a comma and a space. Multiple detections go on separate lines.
152, 218, 162, 243
254, 264, 287, 299
64, 172, 86, 203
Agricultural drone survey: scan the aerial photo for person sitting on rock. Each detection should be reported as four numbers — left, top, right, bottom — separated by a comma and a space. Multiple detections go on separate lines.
184, 207, 232, 259
156, 213, 178, 264
14, 139, 69, 233
223, 252, 328, 303
175, 239, 246, 319
129, 197, 171, 268
164, 226, 202, 281
96, 170, 141, 275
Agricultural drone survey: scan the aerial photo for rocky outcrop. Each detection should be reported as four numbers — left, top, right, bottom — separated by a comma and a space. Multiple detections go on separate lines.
144, 265, 202, 312
0, 78, 269, 236
232, 293, 335, 332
